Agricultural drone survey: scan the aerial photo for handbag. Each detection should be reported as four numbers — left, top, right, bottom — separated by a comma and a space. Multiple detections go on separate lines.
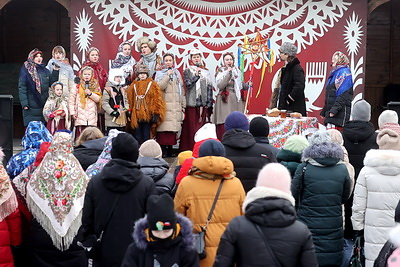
82, 194, 120, 260
253, 223, 282, 267
349, 236, 365, 267
193, 179, 224, 260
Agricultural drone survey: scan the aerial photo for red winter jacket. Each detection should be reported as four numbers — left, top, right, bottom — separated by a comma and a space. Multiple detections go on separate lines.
0, 209, 22, 267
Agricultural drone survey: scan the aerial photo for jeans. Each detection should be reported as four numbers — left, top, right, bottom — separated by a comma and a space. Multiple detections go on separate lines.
341, 238, 354, 267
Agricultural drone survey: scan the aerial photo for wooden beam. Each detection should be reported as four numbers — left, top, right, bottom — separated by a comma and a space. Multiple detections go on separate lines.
0, 0, 11, 10
369, 0, 391, 15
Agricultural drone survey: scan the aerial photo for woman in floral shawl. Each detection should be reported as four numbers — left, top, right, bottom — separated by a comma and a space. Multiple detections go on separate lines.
111, 41, 136, 84
26, 131, 88, 266
6, 121, 52, 179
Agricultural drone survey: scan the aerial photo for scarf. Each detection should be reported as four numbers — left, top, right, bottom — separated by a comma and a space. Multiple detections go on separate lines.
0, 164, 18, 221
215, 66, 242, 102
47, 58, 75, 80
78, 70, 101, 108
142, 52, 158, 77
327, 65, 353, 97
186, 62, 212, 100
24, 49, 42, 94
26, 132, 89, 251
155, 67, 184, 101
111, 41, 136, 69
81, 47, 108, 89
47, 84, 71, 131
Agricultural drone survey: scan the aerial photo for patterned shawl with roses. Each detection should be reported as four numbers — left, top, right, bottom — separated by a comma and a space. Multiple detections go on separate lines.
0, 150, 18, 221
26, 131, 89, 251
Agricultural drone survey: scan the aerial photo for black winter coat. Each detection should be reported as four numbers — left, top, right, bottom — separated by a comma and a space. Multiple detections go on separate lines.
79, 158, 156, 267
73, 137, 106, 170
222, 129, 276, 192
277, 57, 306, 116
214, 187, 318, 267
291, 142, 351, 266
253, 136, 280, 158
342, 120, 378, 238
321, 81, 353, 127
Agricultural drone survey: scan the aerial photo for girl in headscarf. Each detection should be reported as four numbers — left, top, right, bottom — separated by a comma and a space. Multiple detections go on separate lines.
46, 45, 75, 97
68, 66, 102, 140
26, 131, 88, 266
43, 81, 71, 134
19, 48, 58, 126
214, 52, 250, 139
111, 41, 136, 84
321, 51, 354, 130
6, 121, 52, 179
155, 52, 186, 157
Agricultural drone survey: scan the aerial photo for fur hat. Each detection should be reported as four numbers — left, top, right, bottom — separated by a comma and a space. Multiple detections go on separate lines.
378, 110, 399, 129
194, 123, 217, 142
279, 42, 297, 57
198, 139, 226, 157
139, 139, 162, 158
177, 151, 193, 166
283, 135, 309, 154
377, 128, 400, 150
249, 116, 269, 137
111, 133, 139, 162
147, 194, 177, 231
224, 111, 249, 131
351, 100, 371, 121
256, 163, 292, 195
308, 130, 331, 145
136, 36, 157, 52
136, 64, 150, 76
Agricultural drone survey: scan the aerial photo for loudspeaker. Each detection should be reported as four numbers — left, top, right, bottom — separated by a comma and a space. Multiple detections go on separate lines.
0, 95, 13, 166
388, 101, 400, 123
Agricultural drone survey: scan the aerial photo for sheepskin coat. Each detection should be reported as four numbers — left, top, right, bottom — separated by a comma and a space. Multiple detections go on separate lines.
352, 149, 400, 267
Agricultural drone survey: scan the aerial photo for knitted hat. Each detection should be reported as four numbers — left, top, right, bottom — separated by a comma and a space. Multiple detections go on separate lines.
224, 111, 249, 131
139, 139, 162, 158
283, 135, 309, 154
351, 100, 371, 121
279, 42, 297, 57
249, 116, 269, 137
194, 123, 217, 142
377, 128, 400, 150
379, 110, 399, 129
178, 150, 193, 166
136, 64, 150, 76
198, 139, 226, 157
256, 163, 292, 195
308, 130, 331, 145
147, 194, 177, 231
111, 133, 139, 162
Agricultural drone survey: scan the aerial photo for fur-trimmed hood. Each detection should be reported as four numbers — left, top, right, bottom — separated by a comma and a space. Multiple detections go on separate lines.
302, 142, 343, 166
364, 149, 400, 176
133, 213, 194, 251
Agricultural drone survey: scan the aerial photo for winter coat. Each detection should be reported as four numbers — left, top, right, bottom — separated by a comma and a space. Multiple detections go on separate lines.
102, 84, 129, 128
174, 156, 245, 267
277, 58, 306, 116
221, 129, 277, 192
68, 84, 101, 127
254, 136, 280, 158
0, 210, 21, 267
126, 78, 166, 129
29, 219, 87, 267
183, 67, 214, 108
352, 149, 400, 267
137, 157, 176, 196
73, 137, 106, 171
374, 225, 400, 267
156, 72, 186, 132
18, 65, 58, 126
321, 67, 354, 127
79, 158, 156, 267
214, 187, 318, 267
276, 148, 302, 177
121, 213, 199, 267
291, 142, 351, 266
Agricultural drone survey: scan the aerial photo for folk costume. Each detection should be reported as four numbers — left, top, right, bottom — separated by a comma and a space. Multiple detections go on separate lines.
135, 37, 162, 78
110, 41, 136, 83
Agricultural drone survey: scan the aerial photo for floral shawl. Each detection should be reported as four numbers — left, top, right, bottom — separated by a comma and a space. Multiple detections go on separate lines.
24, 48, 42, 94
111, 41, 136, 70
81, 47, 108, 89
328, 51, 353, 97
78, 66, 102, 108
26, 132, 89, 251
0, 149, 18, 221
43, 82, 71, 132
186, 59, 213, 100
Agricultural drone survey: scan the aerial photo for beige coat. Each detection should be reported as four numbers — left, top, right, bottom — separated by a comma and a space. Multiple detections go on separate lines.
156, 74, 186, 132
68, 85, 101, 127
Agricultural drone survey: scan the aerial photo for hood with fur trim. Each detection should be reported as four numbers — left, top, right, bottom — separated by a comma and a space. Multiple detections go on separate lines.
133, 213, 194, 251
364, 149, 400, 176
302, 142, 344, 166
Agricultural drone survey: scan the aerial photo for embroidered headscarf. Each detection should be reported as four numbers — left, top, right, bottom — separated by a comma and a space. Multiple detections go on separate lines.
6, 121, 53, 179
111, 41, 136, 69
78, 66, 101, 108
26, 131, 89, 251
0, 148, 18, 221
46, 46, 75, 80
85, 129, 123, 178
24, 48, 43, 94
47, 81, 71, 131
81, 47, 108, 89
328, 51, 353, 97
215, 52, 242, 102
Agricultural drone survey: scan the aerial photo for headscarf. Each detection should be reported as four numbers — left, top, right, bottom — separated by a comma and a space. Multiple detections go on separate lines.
47, 81, 71, 132
26, 131, 89, 251
24, 48, 43, 94
111, 41, 136, 70
328, 51, 353, 97
85, 129, 123, 178
78, 66, 102, 108
155, 53, 184, 100
6, 121, 53, 179
0, 148, 18, 221
215, 52, 242, 102
46, 46, 75, 80
81, 47, 108, 89
185, 49, 212, 99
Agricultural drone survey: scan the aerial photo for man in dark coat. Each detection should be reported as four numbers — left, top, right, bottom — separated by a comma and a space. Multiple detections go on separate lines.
249, 116, 280, 158
221, 111, 276, 192
277, 42, 306, 116
214, 163, 318, 267
79, 133, 156, 267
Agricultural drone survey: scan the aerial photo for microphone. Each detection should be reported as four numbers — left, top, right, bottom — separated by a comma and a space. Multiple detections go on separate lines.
168, 67, 173, 81
85, 81, 90, 97
52, 62, 60, 68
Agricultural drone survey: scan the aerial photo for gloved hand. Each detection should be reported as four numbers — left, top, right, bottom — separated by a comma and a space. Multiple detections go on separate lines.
151, 114, 160, 124
110, 111, 120, 118
74, 76, 80, 84
126, 111, 131, 121
354, 230, 364, 238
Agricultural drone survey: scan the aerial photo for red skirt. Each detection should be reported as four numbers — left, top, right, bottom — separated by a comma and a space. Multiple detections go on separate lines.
179, 107, 205, 151
157, 132, 177, 146
216, 124, 225, 141
46, 118, 67, 135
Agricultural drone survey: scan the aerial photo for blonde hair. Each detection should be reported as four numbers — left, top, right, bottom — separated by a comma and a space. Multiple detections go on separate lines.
75, 127, 104, 146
